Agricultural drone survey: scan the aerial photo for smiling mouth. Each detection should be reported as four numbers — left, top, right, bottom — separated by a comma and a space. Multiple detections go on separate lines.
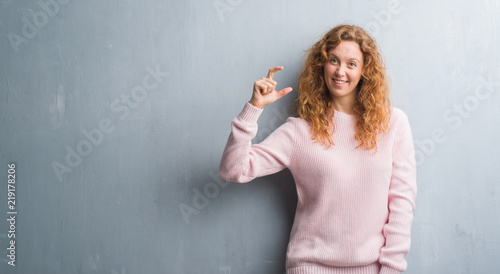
333, 79, 348, 84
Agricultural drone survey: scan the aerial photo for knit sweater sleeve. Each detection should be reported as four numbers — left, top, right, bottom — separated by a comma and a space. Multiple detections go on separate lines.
219, 102, 295, 183
379, 110, 418, 274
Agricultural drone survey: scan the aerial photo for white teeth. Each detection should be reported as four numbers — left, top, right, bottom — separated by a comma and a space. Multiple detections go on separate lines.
334, 79, 347, 84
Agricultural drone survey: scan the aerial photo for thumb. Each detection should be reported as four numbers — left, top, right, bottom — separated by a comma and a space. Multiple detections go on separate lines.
277, 87, 293, 97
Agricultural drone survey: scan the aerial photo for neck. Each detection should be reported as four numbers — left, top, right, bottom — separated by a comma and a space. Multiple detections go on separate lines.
329, 88, 357, 115
331, 99, 355, 115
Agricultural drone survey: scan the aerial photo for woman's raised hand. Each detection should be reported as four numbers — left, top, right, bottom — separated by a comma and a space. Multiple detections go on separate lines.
249, 66, 293, 109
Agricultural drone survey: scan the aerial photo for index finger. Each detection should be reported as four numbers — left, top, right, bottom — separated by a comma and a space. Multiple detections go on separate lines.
266, 66, 284, 80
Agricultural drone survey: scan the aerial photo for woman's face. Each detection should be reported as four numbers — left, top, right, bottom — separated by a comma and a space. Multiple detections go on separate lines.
323, 40, 364, 107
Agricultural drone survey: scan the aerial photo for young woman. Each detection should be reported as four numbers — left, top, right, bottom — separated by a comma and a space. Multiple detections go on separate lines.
219, 25, 417, 274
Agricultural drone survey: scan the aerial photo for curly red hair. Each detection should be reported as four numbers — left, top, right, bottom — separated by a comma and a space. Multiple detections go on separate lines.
296, 25, 391, 150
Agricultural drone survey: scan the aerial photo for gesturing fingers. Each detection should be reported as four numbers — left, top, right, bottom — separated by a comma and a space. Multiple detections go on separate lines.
256, 77, 277, 95
276, 87, 293, 97
266, 66, 284, 80
250, 66, 290, 109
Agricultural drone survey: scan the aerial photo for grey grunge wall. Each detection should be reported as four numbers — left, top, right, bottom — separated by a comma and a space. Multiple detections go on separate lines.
1, 0, 499, 273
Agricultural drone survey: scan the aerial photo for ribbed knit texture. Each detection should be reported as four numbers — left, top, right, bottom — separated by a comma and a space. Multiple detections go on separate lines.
219, 102, 417, 274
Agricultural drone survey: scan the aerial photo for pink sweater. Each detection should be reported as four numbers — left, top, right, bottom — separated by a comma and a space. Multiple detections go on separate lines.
219, 102, 417, 274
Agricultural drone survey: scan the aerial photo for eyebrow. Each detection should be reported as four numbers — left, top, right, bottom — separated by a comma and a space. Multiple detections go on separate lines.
328, 53, 361, 63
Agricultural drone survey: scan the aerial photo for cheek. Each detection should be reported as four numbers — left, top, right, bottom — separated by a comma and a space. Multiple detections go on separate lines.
324, 65, 334, 76
350, 70, 362, 83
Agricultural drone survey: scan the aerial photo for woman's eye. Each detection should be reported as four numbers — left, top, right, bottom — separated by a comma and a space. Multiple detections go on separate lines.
349, 62, 356, 67
330, 59, 338, 64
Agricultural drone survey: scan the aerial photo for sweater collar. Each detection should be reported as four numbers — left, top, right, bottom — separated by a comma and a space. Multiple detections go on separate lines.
333, 109, 356, 121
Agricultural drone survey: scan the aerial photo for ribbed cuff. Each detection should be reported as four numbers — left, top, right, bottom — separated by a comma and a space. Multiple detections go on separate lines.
287, 262, 381, 274
379, 265, 401, 274
237, 102, 263, 123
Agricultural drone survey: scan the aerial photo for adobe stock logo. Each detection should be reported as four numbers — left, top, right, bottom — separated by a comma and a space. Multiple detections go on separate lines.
364, 0, 404, 37
414, 76, 499, 166
51, 65, 168, 182
7, 0, 72, 53
0, 0, 12, 9
178, 171, 229, 224
213, 0, 244, 21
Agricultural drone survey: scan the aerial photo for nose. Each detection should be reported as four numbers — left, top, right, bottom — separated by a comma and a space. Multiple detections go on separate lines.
334, 65, 345, 78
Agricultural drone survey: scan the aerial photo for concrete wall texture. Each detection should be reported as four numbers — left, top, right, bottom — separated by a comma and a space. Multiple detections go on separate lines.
0, 0, 499, 273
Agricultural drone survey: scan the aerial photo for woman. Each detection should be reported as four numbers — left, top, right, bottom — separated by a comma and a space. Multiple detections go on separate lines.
219, 25, 417, 274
